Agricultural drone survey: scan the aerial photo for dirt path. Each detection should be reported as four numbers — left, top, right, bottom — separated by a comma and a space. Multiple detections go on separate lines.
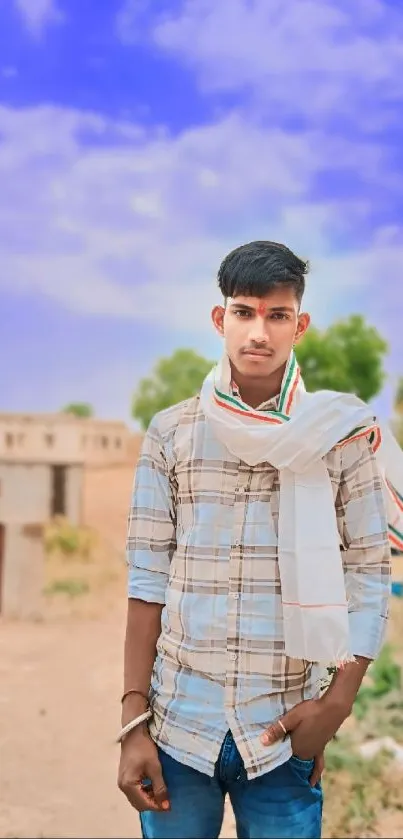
1, 564, 402, 838
0, 607, 136, 838
0, 604, 237, 839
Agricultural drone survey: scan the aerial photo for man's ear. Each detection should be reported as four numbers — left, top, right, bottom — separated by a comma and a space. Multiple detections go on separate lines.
294, 311, 310, 344
211, 305, 225, 337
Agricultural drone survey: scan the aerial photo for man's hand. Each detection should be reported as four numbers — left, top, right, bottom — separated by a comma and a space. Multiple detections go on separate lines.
310, 752, 325, 787
118, 726, 170, 813
260, 695, 350, 784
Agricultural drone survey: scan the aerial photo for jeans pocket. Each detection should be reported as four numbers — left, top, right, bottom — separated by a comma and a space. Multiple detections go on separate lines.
289, 754, 315, 777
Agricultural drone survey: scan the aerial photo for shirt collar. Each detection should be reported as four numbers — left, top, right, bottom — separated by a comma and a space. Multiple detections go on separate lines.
230, 380, 280, 411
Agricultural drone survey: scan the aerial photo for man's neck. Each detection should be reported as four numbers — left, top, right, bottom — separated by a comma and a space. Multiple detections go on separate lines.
231, 362, 286, 409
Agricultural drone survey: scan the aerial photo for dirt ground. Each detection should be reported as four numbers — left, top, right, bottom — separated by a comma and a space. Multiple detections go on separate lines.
0, 553, 402, 839
0, 562, 238, 839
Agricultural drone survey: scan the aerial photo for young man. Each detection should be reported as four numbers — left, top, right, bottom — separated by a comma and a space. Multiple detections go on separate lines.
118, 241, 393, 839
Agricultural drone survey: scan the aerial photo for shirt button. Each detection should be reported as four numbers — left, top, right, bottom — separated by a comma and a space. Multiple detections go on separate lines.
232, 593, 239, 600
234, 541, 241, 548
229, 652, 237, 661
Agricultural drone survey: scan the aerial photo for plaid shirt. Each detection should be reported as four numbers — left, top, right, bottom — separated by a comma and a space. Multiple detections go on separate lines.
127, 393, 390, 779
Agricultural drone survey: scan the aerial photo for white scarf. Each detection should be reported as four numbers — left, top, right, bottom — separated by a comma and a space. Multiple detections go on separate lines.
200, 351, 403, 665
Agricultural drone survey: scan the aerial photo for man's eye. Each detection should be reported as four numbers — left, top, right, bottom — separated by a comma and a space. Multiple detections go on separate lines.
234, 310, 251, 318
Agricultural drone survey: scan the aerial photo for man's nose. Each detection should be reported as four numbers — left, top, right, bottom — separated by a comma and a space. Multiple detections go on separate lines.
248, 317, 270, 344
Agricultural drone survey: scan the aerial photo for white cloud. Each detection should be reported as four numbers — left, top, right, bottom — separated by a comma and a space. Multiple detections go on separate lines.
0, 105, 349, 325
118, 0, 403, 124
116, 0, 153, 42
1, 66, 18, 79
0, 101, 401, 402
14, 0, 64, 36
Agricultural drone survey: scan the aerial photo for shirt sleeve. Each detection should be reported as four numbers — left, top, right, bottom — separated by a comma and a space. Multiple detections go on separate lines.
336, 435, 391, 660
126, 417, 177, 604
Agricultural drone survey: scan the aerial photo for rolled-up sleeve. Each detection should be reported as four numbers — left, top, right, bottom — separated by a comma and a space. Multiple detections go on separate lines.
336, 437, 391, 660
126, 417, 176, 604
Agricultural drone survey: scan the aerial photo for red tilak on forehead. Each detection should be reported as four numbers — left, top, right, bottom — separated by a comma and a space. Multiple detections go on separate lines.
257, 301, 268, 316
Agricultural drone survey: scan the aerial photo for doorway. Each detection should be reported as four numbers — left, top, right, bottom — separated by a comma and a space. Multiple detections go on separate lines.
51, 465, 67, 516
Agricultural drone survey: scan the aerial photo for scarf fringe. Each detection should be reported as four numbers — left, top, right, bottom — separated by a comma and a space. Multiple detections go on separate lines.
329, 654, 357, 671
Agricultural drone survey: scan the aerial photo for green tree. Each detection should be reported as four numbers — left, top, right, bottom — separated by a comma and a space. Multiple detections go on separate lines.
393, 377, 403, 448
394, 377, 403, 417
132, 349, 214, 430
62, 402, 94, 418
296, 315, 388, 402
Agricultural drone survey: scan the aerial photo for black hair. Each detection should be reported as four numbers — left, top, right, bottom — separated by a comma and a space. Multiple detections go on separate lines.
217, 241, 308, 304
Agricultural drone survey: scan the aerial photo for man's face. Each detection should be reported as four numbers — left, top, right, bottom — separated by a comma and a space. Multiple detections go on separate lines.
212, 288, 310, 379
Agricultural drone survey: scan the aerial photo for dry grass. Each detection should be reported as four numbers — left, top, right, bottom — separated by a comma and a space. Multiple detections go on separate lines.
322, 625, 403, 838
323, 752, 403, 838
42, 517, 126, 619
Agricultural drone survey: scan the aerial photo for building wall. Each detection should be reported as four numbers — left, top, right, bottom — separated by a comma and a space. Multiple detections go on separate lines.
0, 463, 50, 522
1, 522, 44, 619
81, 435, 143, 554
0, 428, 142, 617
0, 416, 83, 464
0, 413, 133, 467
82, 464, 136, 556
65, 465, 83, 526
0, 462, 83, 525
79, 422, 132, 466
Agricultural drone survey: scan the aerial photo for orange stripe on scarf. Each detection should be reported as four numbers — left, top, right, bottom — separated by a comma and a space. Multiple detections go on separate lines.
213, 394, 283, 425
285, 368, 300, 416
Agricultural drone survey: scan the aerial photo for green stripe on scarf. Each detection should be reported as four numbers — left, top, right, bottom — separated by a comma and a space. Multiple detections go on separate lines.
278, 353, 296, 413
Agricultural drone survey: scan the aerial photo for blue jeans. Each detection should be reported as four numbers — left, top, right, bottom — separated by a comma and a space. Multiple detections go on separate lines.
140, 731, 323, 839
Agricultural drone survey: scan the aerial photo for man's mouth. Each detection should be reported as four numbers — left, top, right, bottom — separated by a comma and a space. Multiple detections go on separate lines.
242, 349, 273, 357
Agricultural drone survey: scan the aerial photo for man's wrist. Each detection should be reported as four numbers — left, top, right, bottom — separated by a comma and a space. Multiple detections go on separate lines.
320, 690, 353, 720
120, 719, 151, 747
320, 654, 370, 720
121, 692, 150, 726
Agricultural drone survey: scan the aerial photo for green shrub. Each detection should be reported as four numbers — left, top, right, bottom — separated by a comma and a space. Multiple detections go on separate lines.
354, 644, 401, 721
44, 578, 89, 598
44, 516, 97, 561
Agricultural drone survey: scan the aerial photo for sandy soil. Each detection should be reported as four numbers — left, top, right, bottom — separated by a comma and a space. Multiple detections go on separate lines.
1, 553, 402, 839
0, 571, 236, 839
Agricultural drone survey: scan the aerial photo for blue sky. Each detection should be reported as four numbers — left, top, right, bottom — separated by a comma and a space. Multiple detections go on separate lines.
0, 0, 402, 426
